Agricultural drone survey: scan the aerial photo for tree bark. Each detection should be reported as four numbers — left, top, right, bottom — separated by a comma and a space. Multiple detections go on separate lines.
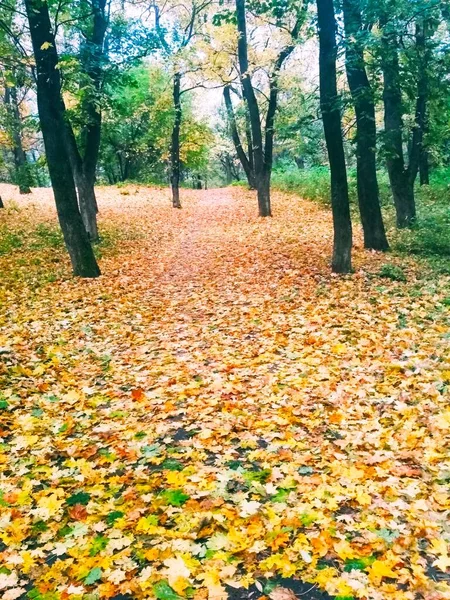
0, 197, 4, 209
223, 85, 256, 189
420, 148, 430, 185
80, 0, 108, 215
24, 0, 100, 278
317, 0, 352, 273
235, 0, 268, 216
4, 84, 32, 194
171, 72, 182, 208
381, 19, 416, 228
407, 20, 430, 189
343, 0, 389, 251
64, 120, 99, 241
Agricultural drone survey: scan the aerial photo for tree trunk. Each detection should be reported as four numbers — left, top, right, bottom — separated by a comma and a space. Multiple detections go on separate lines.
171, 72, 182, 208
420, 148, 430, 185
245, 112, 255, 186
0, 197, 4, 209
4, 84, 32, 194
24, 0, 100, 278
223, 85, 256, 189
317, 0, 352, 273
235, 0, 267, 215
381, 20, 416, 228
343, 0, 388, 251
65, 121, 99, 241
407, 20, 430, 190
257, 171, 271, 218
81, 0, 108, 216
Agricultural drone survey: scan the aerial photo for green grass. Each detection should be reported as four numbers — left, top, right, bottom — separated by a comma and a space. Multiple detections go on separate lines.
271, 166, 450, 269
0, 226, 23, 255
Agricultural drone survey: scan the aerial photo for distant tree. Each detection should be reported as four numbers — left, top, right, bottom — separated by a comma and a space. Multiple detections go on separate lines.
317, 0, 352, 273
234, 0, 305, 217
99, 65, 212, 185
3, 77, 33, 194
223, 84, 256, 188
152, 0, 212, 208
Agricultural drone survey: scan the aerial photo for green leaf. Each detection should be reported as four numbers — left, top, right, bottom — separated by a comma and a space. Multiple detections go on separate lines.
243, 468, 271, 483
344, 556, 376, 572
84, 567, 102, 585
66, 491, 91, 506
376, 528, 400, 543
106, 510, 124, 525
161, 489, 190, 507
271, 489, 290, 503
0, 400, 8, 410
153, 580, 182, 600
89, 535, 109, 556
142, 444, 161, 457
298, 466, 314, 475
161, 458, 184, 471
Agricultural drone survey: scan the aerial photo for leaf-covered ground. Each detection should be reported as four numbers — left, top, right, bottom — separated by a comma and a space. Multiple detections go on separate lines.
1, 184, 450, 600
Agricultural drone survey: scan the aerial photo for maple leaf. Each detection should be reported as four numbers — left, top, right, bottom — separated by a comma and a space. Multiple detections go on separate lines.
84, 567, 103, 585
66, 491, 91, 506
161, 489, 190, 507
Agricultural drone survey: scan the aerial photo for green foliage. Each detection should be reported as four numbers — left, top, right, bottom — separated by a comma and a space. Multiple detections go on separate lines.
99, 65, 212, 185
153, 580, 182, 600
0, 226, 22, 254
32, 224, 64, 249
161, 488, 190, 506
378, 264, 407, 282
66, 491, 91, 506
271, 167, 332, 204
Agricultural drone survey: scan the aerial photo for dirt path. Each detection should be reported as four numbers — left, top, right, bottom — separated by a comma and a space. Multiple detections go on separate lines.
0, 185, 450, 600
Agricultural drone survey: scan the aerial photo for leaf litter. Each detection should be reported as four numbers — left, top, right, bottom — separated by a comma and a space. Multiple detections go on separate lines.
0, 184, 449, 600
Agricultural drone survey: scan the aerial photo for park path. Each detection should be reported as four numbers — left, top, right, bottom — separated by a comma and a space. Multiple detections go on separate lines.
0, 184, 450, 599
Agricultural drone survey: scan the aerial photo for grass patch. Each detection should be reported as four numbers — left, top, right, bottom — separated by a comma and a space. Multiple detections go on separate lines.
31, 223, 64, 249
378, 264, 407, 282
271, 166, 450, 271
0, 226, 23, 255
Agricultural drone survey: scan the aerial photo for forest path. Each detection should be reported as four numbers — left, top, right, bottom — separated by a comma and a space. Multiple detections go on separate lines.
1, 184, 450, 599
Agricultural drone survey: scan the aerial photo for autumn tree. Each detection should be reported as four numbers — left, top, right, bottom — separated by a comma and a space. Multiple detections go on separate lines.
234, 0, 305, 217
376, 0, 440, 227
61, 0, 112, 242
223, 84, 256, 189
24, 0, 100, 277
342, 0, 389, 251
2, 75, 33, 194
152, 0, 211, 208
317, 0, 352, 273
0, 1, 33, 193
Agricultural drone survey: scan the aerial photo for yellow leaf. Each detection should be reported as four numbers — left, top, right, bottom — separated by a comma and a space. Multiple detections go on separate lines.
368, 559, 398, 584
40, 41, 53, 50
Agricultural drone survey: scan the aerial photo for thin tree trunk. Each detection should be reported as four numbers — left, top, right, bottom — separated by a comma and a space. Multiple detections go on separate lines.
223, 85, 256, 189
317, 0, 352, 273
407, 20, 430, 189
343, 0, 388, 251
381, 20, 416, 228
235, 0, 268, 216
65, 121, 99, 241
245, 112, 255, 185
171, 72, 182, 208
4, 85, 32, 194
0, 197, 4, 208
80, 0, 108, 216
420, 148, 430, 185
24, 0, 100, 278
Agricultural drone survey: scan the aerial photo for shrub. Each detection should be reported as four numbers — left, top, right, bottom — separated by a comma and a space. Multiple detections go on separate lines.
378, 264, 407, 282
